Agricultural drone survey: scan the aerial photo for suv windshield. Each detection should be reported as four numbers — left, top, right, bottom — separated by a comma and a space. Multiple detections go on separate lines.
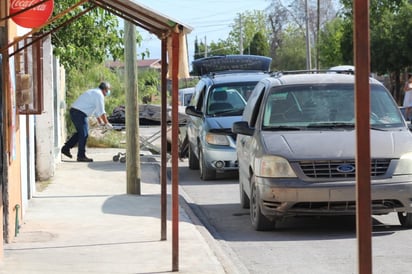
262, 84, 404, 130
206, 84, 252, 116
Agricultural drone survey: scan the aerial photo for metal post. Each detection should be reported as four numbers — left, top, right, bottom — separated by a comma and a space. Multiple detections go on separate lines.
354, 0, 372, 273
160, 38, 167, 241
171, 31, 180, 272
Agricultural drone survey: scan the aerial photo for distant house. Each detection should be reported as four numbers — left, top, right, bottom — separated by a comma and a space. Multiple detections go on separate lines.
106, 59, 161, 73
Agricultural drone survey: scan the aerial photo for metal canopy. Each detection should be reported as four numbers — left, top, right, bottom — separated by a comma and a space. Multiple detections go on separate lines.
1, 1, 192, 271
90, 0, 192, 38
1, 0, 192, 58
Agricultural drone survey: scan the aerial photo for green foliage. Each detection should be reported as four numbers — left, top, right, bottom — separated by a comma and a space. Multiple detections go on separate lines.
194, 10, 269, 58
247, 32, 270, 56
46, 1, 142, 72
272, 26, 307, 70
317, 17, 347, 68
137, 69, 160, 104
228, 10, 270, 54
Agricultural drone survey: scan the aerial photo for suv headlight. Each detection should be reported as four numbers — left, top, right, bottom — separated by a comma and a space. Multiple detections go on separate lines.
394, 152, 412, 175
205, 133, 230, 146
254, 156, 297, 178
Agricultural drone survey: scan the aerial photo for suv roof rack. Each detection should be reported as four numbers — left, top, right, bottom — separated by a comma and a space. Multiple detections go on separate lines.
270, 69, 355, 78
192, 55, 272, 76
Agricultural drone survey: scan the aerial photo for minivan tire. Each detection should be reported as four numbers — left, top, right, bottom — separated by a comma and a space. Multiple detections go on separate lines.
250, 176, 275, 231
398, 212, 412, 228
188, 144, 199, 170
240, 182, 250, 209
199, 147, 216, 180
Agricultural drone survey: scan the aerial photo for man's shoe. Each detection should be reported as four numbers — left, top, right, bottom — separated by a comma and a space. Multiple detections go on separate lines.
61, 147, 72, 158
77, 156, 93, 162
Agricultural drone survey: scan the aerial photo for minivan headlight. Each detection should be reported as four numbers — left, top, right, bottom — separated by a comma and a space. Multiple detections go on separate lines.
394, 152, 412, 175
254, 156, 297, 178
205, 133, 230, 145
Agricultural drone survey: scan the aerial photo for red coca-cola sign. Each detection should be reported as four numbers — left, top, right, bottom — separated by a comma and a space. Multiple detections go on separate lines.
10, 0, 54, 28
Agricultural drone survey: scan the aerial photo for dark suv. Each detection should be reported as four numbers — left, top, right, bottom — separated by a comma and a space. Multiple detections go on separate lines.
185, 55, 271, 180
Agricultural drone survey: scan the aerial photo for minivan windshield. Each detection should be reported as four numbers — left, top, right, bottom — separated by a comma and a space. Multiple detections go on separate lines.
206, 85, 252, 116
262, 84, 404, 130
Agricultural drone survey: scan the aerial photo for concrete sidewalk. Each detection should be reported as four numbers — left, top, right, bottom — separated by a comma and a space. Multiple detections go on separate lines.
0, 148, 228, 274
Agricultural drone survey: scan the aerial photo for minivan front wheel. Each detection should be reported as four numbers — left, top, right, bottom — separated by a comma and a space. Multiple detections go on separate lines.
240, 182, 250, 209
398, 212, 412, 228
188, 144, 199, 170
199, 147, 216, 180
250, 176, 275, 231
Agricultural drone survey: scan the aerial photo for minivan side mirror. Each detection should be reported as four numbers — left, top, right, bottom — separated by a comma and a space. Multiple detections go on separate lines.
185, 106, 203, 118
232, 121, 254, 136
408, 123, 412, 132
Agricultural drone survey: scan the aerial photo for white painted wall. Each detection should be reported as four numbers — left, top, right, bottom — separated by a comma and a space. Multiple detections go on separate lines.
19, 115, 35, 215
35, 36, 56, 181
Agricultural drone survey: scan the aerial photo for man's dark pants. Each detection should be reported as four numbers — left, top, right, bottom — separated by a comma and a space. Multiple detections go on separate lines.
63, 108, 89, 158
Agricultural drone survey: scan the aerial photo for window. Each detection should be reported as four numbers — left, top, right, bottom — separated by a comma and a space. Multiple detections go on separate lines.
14, 35, 44, 114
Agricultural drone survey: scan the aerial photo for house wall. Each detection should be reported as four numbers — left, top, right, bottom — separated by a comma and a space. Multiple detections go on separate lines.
2, 2, 23, 247
35, 36, 56, 181
0, 0, 5, 258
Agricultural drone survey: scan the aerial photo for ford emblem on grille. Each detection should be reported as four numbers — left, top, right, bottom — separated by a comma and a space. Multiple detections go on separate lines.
336, 164, 355, 173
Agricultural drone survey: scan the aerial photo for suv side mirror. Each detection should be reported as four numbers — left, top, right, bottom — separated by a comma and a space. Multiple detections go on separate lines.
185, 106, 203, 118
232, 121, 254, 136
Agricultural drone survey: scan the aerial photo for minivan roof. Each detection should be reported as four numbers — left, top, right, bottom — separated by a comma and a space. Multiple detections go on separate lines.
267, 73, 382, 86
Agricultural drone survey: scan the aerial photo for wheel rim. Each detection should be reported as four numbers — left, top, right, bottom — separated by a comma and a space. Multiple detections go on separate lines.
398, 212, 407, 225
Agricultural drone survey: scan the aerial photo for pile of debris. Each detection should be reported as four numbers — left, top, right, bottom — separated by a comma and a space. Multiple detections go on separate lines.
108, 104, 189, 126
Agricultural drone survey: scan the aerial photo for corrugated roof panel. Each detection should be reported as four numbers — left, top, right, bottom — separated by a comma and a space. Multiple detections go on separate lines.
91, 0, 192, 37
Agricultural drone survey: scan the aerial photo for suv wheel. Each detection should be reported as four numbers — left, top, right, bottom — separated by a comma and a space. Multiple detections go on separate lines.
398, 212, 412, 228
188, 144, 199, 170
240, 181, 250, 209
250, 175, 275, 231
199, 147, 216, 180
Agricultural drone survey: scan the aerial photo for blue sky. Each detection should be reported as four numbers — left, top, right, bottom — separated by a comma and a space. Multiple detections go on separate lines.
134, 0, 270, 61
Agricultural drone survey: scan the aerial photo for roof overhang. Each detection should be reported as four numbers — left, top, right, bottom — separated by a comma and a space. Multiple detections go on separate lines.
1, 0, 192, 63
90, 0, 192, 39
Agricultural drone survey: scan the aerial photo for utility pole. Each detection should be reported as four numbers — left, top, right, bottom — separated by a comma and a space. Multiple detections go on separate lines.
124, 20, 141, 195
305, 0, 312, 70
239, 14, 243, 55
204, 36, 207, 57
316, 0, 320, 69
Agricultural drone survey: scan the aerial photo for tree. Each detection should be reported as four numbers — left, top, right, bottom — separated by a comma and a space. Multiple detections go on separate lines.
273, 26, 307, 70
339, 0, 412, 100
137, 69, 160, 104
317, 17, 346, 68
227, 10, 269, 55
266, 0, 339, 69
46, 1, 141, 71
248, 32, 270, 56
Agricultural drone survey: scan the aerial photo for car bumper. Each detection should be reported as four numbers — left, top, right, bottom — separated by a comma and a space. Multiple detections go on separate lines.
202, 145, 238, 173
256, 176, 412, 218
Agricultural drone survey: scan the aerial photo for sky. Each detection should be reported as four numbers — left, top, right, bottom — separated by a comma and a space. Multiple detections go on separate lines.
133, 0, 270, 61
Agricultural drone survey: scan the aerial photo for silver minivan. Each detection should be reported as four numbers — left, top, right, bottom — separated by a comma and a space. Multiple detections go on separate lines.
233, 72, 412, 230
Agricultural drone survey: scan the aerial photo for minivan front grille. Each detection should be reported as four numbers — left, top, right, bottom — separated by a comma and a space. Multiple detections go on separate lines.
291, 199, 403, 211
299, 159, 391, 179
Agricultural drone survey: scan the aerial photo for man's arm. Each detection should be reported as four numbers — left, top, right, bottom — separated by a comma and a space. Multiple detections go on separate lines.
99, 113, 110, 125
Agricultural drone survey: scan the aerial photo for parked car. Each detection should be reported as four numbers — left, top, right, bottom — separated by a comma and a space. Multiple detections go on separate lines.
185, 55, 272, 180
178, 87, 195, 106
232, 71, 412, 230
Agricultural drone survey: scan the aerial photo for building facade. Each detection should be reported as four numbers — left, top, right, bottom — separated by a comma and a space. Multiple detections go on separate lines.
0, 1, 65, 256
